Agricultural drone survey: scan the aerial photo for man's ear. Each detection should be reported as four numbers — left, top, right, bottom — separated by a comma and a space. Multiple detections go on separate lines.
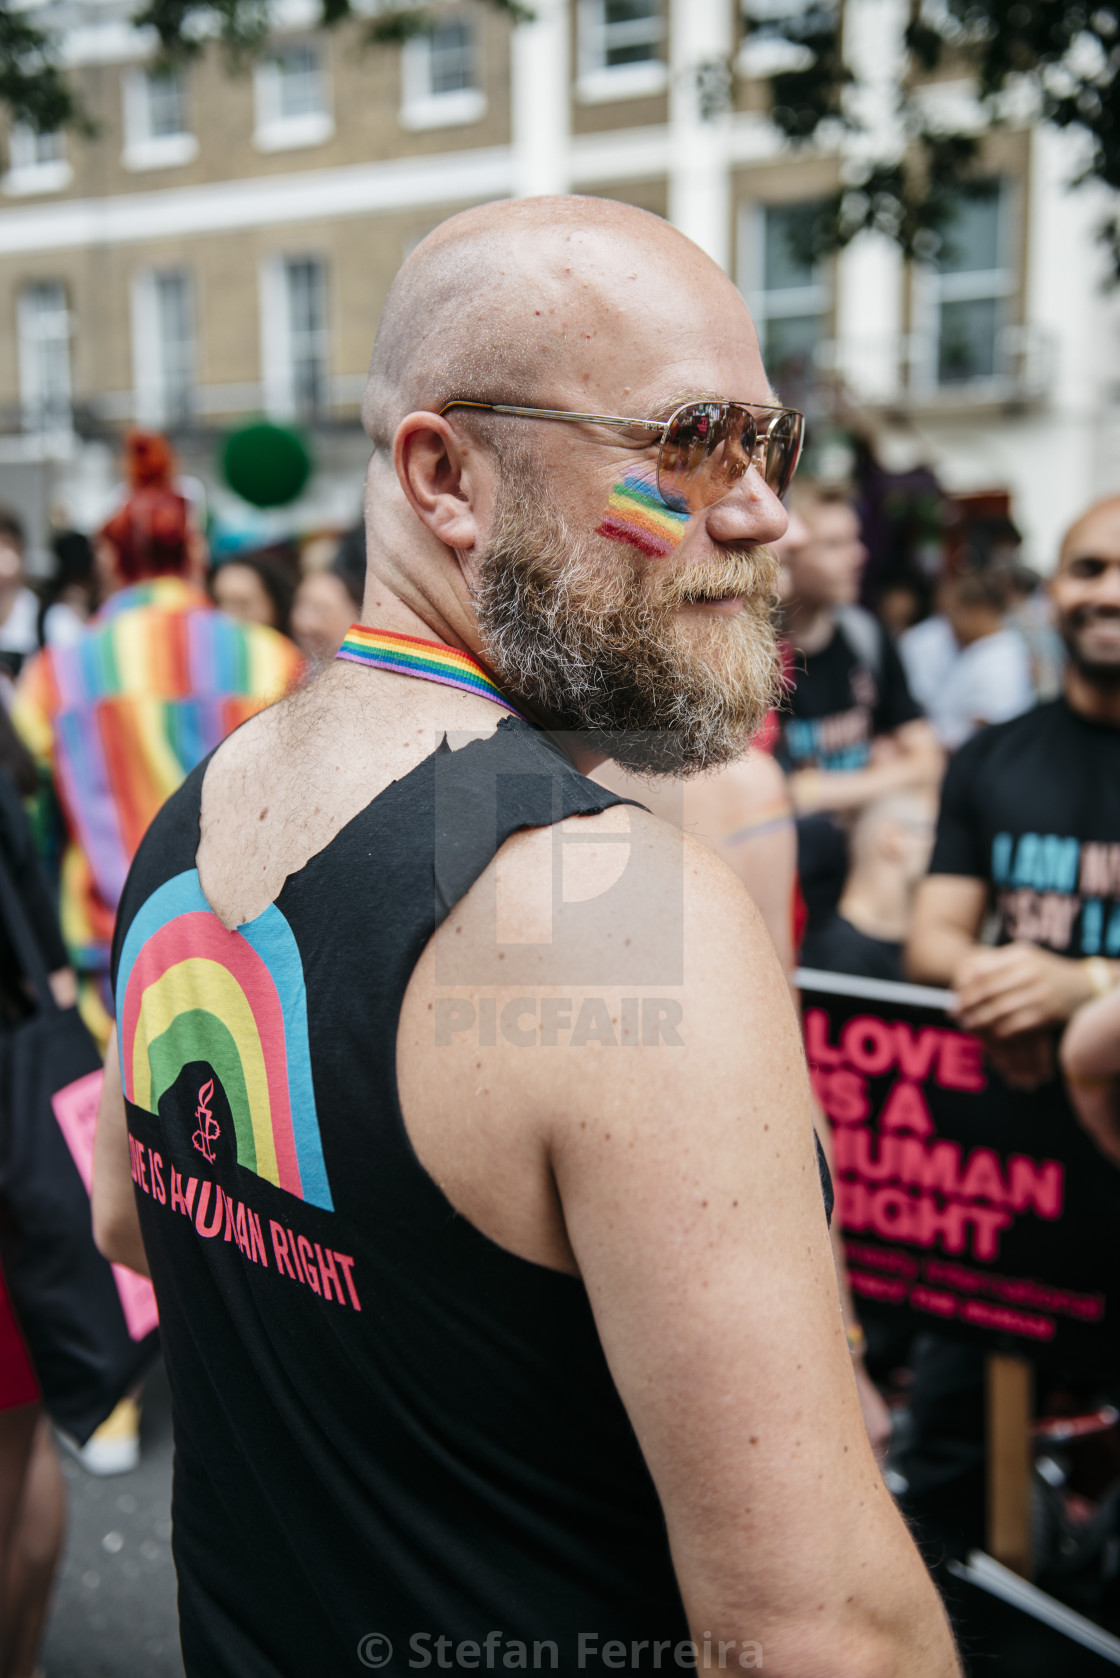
394, 413, 487, 554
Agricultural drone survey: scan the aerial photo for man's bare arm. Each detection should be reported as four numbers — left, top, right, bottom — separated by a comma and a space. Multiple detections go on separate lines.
792, 719, 944, 817
906, 874, 988, 986
1061, 990, 1120, 1164
92, 1027, 149, 1277
530, 831, 957, 1678
706, 755, 797, 975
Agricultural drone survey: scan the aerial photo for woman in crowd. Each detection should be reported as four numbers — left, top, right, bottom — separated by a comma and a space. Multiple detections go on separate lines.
211, 548, 295, 636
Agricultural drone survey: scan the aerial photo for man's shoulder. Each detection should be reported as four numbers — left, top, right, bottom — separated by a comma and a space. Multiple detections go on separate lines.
950, 697, 1052, 767
487, 802, 765, 970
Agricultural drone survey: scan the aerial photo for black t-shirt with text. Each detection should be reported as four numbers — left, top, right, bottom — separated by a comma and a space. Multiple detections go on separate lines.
929, 698, 1120, 957
777, 617, 923, 774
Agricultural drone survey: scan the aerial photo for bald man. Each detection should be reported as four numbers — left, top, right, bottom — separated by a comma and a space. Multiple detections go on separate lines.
909, 494, 1120, 1080
902, 497, 1120, 1551
93, 198, 956, 1678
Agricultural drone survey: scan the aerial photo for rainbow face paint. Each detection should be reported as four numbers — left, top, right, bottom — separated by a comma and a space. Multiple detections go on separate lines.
596, 473, 690, 558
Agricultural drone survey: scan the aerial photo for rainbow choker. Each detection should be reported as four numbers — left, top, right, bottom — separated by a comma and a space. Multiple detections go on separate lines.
335, 625, 525, 718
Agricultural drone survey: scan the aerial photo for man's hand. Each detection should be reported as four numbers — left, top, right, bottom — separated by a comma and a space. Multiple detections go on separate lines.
952, 942, 1095, 1039
983, 1030, 1055, 1092
1060, 988, 1120, 1162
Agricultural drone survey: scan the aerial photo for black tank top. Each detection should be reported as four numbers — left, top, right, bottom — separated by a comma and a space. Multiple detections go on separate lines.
111, 718, 690, 1677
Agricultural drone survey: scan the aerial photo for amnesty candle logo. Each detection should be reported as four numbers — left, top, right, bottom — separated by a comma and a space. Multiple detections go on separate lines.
192, 1077, 219, 1165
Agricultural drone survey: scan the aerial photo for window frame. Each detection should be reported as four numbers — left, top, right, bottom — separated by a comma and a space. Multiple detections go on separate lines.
260, 254, 331, 423
253, 42, 334, 153
17, 281, 72, 437
399, 12, 487, 131
910, 179, 1019, 396
3, 123, 71, 196
132, 266, 197, 429
740, 199, 832, 392
121, 65, 198, 172
575, 0, 668, 104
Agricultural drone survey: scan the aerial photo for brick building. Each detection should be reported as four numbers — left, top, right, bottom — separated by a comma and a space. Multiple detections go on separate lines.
1, 0, 1118, 565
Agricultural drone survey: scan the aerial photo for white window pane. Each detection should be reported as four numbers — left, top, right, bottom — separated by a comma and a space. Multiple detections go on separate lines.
763, 203, 819, 292
275, 46, 325, 120
147, 69, 186, 138
20, 282, 71, 428
743, 0, 839, 38
9, 123, 65, 171
937, 297, 1000, 383
763, 313, 820, 384
154, 271, 195, 421
603, 0, 663, 67
936, 186, 1003, 275
285, 258, 327, 417
35, 130, 64, 164
429, 20, 475, 94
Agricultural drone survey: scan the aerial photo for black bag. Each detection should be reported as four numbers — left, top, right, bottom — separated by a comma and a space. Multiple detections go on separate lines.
0, 849, 157, 1443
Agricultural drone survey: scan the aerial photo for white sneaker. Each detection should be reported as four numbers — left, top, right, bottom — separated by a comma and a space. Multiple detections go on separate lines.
72, 1398, 141, 1476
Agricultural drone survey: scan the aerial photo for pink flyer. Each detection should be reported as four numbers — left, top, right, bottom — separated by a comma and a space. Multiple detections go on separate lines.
51, 1070, 159, 1342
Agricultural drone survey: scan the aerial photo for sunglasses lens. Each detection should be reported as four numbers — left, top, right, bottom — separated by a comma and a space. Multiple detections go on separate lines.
659, 402, 752, 514
763, 408, 803, 498
657, 402, 803, 511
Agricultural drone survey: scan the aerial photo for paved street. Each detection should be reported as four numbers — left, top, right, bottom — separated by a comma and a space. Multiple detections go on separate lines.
42, 1362, 183, 1678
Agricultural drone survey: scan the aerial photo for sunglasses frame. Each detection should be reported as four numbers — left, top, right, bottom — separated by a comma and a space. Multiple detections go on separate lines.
437, 398, 804, 510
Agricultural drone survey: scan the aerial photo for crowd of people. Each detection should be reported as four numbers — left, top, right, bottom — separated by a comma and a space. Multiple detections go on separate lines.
0, 193, 1116, 1677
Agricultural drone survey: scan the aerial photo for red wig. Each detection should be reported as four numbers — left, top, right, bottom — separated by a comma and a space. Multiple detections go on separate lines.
99, 432, 191, 582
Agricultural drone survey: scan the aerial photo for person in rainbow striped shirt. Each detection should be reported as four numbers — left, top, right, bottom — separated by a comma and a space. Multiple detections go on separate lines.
14, 433, 303, 1052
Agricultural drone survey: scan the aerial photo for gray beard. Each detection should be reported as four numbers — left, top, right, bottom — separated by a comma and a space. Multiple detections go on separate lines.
471, 472, 781, 777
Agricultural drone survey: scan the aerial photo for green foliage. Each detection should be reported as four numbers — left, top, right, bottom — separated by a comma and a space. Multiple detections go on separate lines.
357, 0, 534, 48
744, 0, 1120, 276
0, 1, 86, 132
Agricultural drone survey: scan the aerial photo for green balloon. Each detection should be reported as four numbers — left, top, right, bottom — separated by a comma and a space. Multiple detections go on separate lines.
220, 422, 313, 509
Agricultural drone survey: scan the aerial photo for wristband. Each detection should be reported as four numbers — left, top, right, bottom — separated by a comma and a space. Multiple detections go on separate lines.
845, 1323, 867, 1359
1084, 958, 1118, 1000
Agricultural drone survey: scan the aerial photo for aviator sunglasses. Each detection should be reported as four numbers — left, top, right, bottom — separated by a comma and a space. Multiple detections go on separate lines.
438, 398, 805, 515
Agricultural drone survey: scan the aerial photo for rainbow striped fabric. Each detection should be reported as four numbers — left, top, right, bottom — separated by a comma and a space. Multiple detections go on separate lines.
14, 579, 303, 984
336, 624, 524, 717
596, 473, 690, 558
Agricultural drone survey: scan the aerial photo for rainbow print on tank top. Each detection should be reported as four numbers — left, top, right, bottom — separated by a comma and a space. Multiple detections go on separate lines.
116, 870, 333, 1212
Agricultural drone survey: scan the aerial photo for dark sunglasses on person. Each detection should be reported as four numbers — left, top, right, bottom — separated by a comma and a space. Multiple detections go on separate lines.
438, 397, 804, 515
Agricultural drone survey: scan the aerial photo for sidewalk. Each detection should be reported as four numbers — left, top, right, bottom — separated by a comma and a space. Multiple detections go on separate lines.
42, 1361, 183, 1678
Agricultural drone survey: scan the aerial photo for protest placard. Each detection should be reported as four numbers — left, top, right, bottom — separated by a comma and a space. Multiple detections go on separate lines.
798, 968, 1120, 1370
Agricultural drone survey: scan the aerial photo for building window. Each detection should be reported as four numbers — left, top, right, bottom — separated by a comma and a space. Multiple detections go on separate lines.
3, 123, 71, 195
400, 15, 486, 129
745, 201, 830, 400
122, 66, 198, 170
254, 44, 333, 152
576, 0, 667, 102
261, 256, 329, 422
18, 282, 71, 434
925, 183, 1014, 387
738, 0, 839, 77
133, 269, 196, 427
